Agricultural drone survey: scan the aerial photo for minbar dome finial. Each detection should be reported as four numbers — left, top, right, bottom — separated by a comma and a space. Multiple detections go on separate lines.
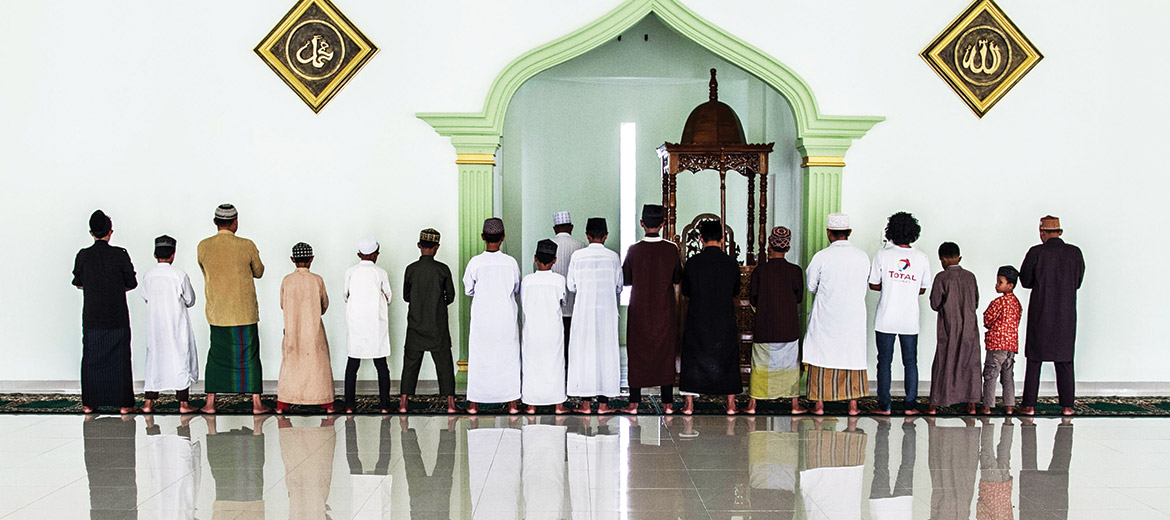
680, 68, 746, 145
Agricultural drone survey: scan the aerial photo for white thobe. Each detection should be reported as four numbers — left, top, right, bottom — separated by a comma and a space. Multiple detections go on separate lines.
800, 466, 864, 520
568, 427, 621, 514
140, 263, 198, 392
146, 434, 201, 520
565, 243, 623, 397
463, 251, 522, 403
521, 271, 568, 405
522, 424, 568, 519
551, 232, 586, 316
344, 260, 393, 359
804, 240, 870, 370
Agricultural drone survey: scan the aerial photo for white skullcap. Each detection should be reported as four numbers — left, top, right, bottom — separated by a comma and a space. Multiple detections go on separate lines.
357, 235, 379, 255
553, 211, 572, 226
826, 213, 851, 230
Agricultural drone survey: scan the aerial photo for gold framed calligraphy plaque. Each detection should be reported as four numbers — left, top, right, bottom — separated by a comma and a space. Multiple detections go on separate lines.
921, 0, 1042, 118
255, 0, 377, 113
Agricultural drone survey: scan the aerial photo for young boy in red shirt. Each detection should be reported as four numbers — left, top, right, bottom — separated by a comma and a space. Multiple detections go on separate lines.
981, 266, 1022, 414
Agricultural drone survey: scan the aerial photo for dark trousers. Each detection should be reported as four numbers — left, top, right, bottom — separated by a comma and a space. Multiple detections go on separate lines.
144, 388, 190, 401
344, 357, 391, 410
628, 386, 674, 406
1021, 359, 1075, 408
875, 332, 919, 411
400, 348, 457, 396
563, 316, 572, 377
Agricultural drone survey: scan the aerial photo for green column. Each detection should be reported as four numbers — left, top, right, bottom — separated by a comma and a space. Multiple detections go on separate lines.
452, 137, 499, 386
797, 137, 850, 320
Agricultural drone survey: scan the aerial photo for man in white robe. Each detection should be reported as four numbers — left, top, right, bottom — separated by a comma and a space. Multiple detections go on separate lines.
521, 239, 569, 413
140, 235, 198, 413
566, 217, 623, 414
144, 415, 202, 519
463, 217, 522, 414
804, 213, 871, 415
550, 210, 586, 371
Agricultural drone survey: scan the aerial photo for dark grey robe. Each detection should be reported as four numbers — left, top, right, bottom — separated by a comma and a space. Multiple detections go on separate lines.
929, 265, 982, 406
679, 246, 742, 395
1019, 237, 1085, 362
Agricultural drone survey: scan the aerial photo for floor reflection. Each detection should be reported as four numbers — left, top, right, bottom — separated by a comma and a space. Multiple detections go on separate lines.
0, 413, 1141, 518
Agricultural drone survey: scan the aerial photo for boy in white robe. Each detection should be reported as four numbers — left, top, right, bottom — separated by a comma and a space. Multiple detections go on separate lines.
343, 235, 393, 413
140, 235, 198, 413
521, 239, 569, 414
566, 217, 623, 414
463, 217, 522, 414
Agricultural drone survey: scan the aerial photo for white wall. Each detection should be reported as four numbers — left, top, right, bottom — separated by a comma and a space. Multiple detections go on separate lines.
1, 0, 1167, 384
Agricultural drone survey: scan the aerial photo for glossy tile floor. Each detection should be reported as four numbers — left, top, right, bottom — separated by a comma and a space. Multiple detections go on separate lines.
1, 415, 1169, 519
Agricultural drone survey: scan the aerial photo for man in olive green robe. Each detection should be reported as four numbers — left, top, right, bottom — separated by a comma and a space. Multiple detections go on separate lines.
400, 228, 459, 413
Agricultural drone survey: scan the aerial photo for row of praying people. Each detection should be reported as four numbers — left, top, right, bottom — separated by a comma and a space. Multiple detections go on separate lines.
465, 206, 1082, 417
72, 204, 460, 414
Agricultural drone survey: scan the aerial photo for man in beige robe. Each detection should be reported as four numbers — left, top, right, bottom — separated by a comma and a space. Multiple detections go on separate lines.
276, 242, 335, 412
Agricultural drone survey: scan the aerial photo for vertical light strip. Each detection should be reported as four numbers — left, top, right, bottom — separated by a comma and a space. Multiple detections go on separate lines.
620, 122, 636, 306
619, 416, 630, 520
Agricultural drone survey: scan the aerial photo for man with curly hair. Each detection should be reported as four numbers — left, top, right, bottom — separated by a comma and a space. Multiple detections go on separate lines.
869, 212, 932, 415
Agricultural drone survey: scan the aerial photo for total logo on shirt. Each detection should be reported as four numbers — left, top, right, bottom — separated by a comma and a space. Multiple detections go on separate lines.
887, 259, 918, 282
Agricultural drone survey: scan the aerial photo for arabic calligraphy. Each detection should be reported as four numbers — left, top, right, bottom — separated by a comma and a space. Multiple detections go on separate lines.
961, 39, 1000, 75
284, 19, 345, 81
296, 35, 334, 69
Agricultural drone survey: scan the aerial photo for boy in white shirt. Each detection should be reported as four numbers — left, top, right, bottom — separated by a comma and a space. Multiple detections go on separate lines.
141, 235, 198, 413
343, 236, 393, 413
868, 212, 931, 415
520, 239, 569, 414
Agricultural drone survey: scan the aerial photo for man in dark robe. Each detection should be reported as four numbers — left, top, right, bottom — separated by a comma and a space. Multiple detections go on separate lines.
72, 209, 137, 414
83, 415, 138, 519
621, 204, 682, 414
1019, 215, 1085, 416
679, 219, 741, 414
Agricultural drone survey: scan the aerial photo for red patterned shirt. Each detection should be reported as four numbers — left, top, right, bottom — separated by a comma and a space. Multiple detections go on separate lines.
983, 293, 1021, 352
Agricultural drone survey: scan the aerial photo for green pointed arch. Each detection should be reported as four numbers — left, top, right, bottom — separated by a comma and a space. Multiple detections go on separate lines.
417, 0, 884, 153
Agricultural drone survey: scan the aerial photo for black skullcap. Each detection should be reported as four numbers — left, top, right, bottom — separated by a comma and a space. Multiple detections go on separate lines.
536, 239, 558, 256
641, 204, 665, 224
586, 217, 608, 235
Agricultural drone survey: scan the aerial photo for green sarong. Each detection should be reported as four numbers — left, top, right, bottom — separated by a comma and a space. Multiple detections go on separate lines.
205, 324, 263, 394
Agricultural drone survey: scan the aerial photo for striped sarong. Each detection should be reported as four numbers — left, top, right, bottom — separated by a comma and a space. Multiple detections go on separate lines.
806, 365, 868, 402
803, 428, 868, 469
81, 327, 134, 408
749, 341, 802, 399
205, 324, 263, 394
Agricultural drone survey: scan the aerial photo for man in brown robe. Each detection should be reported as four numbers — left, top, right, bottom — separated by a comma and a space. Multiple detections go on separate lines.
276, 242, 335, 413
1019, 216, 1085, 416
928, 242, 982, 414
621, 204, 682, 414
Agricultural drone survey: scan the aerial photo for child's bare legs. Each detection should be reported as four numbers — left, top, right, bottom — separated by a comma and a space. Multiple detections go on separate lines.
252, 394, 270, 414
446, 396, 462, 414
792, 397, 807, 414
398, 395, 409, 414
847, 399, 860, 416
744, 398, 757, 415
681, 395, 694, 415
726, 395, 738, 415
201, 393, 217, 414
143, 398, 155, 414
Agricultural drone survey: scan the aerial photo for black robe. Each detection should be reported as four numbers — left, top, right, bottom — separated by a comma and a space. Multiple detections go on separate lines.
1019, 238, 1085, 362
1020, 423, 1072, 520
679, 246, 741, 395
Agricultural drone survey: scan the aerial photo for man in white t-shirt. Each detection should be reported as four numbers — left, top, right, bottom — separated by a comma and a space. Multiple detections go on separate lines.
869, 212, 932, 415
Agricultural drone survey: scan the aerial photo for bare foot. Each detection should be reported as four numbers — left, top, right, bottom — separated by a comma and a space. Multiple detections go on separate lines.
82, 406, 94, 414
446, 397, 463, 414
467, 403, 479, 415
143, 399, 154, 414
1005, 406, 1014, 415
812, 401, 825, 416
381, 409, 390, 414
726, 407, 738, 415
745, 398, 757, 415
682, 396, 694, 415
1062, 407, 1075, 416
904, 408, 920, 416
120, 407, 137, 415
979, 406, 992, 415
1019, 406, 1035, 416
200, 404, 216, 414
792, 406, 808, 415
178, 403, 197, 414
526, 405, 537, 415
925, 406, 938, 415
597, 403, 614, 414
274, 408, 284, 415
966, 403, 977, 415
507, 401, 521, 415
663, 404, 674, 415
620, 404, 638, 414
574, 402, 593, 414
555, 403, 569, 414
875, 408, 891, 416
399, 395, 409, 414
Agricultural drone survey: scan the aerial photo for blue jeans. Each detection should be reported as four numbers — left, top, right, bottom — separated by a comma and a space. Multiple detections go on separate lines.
876, 331, 919, 411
